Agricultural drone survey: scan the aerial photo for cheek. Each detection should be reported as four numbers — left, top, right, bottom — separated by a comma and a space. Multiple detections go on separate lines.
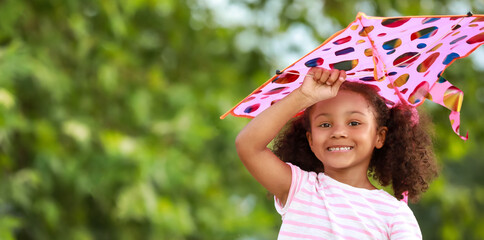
307, 129, 327, 146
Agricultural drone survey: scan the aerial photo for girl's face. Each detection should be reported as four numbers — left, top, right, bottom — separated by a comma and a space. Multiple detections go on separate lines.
306, 90, 387, 176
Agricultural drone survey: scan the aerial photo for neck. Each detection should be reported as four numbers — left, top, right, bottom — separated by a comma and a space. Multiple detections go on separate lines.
324, 168, 376, 190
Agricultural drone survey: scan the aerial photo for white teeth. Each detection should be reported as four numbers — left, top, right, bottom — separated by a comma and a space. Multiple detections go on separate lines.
328, 147, 352, 151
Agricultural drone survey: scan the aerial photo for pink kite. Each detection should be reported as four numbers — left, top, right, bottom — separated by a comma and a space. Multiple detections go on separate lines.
222, 12, 484, 140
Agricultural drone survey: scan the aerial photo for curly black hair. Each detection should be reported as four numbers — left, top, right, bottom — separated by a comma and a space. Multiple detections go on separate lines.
272, 81, 438, 203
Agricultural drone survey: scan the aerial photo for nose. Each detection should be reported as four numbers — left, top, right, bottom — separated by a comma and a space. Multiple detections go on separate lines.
330, 124, 348, 138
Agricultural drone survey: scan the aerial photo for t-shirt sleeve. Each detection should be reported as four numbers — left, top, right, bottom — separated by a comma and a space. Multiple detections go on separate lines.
274, 163, 308, 217
389, 203, 422, 239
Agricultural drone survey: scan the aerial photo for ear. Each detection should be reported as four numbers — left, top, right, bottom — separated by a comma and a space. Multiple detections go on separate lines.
306, 131, 313, 147
375, 126, 387, 149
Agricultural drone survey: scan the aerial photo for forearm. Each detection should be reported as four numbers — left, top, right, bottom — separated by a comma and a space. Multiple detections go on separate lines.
234, 89, 314, 199
235, 88, 314, 154
233, 67, 346, 199
236, 68, 345, 155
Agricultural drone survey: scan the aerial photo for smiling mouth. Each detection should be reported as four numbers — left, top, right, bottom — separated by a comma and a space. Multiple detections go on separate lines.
327, 146, 353, 152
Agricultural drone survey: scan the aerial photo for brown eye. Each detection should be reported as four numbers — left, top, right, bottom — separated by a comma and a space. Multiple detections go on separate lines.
349, 121, 360, 126
319, 123, 331, 128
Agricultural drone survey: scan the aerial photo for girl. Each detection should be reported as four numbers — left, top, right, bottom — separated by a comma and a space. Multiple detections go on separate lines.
235, 67, 438, 239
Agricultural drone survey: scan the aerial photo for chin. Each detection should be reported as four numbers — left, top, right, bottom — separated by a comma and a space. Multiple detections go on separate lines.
321, 162, 354, 170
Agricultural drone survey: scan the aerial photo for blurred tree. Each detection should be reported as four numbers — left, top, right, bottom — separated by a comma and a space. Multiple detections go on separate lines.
0, 0, 483, 239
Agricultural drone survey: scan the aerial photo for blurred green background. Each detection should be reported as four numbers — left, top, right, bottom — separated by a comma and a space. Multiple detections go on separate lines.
0, 0, 483, 239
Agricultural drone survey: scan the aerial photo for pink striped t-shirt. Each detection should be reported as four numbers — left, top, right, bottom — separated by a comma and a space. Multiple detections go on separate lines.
275, 163, 422, 240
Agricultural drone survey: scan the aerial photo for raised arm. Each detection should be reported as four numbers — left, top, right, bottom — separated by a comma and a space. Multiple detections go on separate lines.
235, 68, 346, 204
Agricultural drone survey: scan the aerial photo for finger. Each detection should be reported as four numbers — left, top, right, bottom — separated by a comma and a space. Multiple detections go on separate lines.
312, 67, 324, 82
319, 68, 330, 84
339, 70, 347, 81
332, 70, 346, 90
304, 72, 314, 80
326, 69, 340, 85
304, 68, 316, 80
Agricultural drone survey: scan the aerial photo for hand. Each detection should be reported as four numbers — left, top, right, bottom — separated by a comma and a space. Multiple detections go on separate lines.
298, 67, 346, 104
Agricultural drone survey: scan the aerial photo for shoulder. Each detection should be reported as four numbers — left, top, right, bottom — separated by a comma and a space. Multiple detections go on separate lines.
389, 202, 422, 239
372, 191, 416, 220
275, 163, 319, 213
286, 162, 319, 184
365, 191, 422, 239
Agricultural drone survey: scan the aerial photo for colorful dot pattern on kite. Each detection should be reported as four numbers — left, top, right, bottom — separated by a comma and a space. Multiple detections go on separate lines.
228, 12, 484, 139
304, 58, 324, 67
383, 38, 402, 50
410, 26, 439, 40
272, 70, 300, 84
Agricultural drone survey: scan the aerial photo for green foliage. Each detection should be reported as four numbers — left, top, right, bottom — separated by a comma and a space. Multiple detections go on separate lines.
0, 0, 483, 239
